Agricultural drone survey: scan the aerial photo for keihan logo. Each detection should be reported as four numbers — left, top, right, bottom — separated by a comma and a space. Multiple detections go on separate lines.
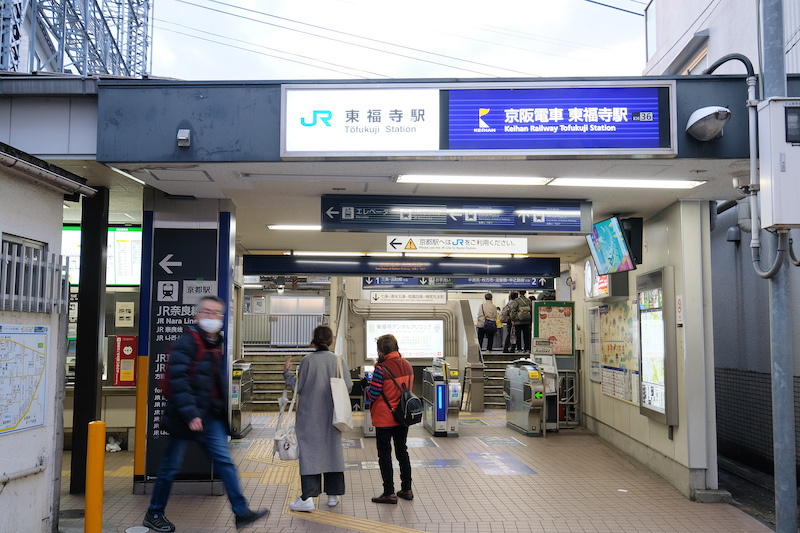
478, 108, 490, 128
301, 110, 332, 127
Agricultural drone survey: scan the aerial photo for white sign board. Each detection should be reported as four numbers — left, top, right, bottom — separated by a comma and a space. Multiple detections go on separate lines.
0, 324, 48, 434
386, 236, 527, 254
283, 87, 440, 155
369, 291, 448, 305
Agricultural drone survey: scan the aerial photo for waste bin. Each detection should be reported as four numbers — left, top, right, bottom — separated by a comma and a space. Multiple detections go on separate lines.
231, 360, 252, 438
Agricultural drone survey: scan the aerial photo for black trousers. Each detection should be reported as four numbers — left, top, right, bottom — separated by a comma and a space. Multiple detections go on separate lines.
515, 323, 531, 352
300, 471, 345, 499
375, 425, 412, 494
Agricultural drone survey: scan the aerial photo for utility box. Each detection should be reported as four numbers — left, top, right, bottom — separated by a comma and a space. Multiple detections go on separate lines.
757, 97, 800, 229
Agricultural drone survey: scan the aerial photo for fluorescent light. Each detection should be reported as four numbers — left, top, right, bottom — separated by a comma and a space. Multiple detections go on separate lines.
292, 251, 364, 257
267, 224, 322, 231
447, 253, 513, 258
243, 284, 262, 289
109, 166, 146, 185
549, 178, 705, 189
396, 175, 551, 185
367, 252, 404, 257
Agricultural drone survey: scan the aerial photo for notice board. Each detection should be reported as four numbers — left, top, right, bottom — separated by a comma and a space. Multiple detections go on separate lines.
599, 300, 639, 405
533, 302, 574, 356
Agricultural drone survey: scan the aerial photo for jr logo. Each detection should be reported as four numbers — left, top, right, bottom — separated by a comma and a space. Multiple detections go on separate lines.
301, 110, 332, 127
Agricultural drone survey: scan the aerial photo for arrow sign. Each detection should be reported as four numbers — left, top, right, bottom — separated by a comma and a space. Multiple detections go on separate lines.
389, 238, 403, 249
364, 277, 374, 285
326, 207, 340, 218
159, 253, 183, 274
535, 391, 543, 399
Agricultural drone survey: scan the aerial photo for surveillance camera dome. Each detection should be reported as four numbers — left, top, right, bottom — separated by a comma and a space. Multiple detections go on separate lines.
686, 106, 731, 141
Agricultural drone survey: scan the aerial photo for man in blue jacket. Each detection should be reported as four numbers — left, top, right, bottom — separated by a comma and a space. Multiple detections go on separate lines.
143, 296, 268, 532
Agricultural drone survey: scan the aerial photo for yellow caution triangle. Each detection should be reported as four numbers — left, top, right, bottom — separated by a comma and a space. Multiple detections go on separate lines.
405, 239, 417, 250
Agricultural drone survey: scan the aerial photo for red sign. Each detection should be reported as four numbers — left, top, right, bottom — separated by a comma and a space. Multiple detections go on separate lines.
114, 335, 138, 386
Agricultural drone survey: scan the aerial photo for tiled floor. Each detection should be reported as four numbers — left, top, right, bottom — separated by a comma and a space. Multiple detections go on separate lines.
59, 411, 772, 533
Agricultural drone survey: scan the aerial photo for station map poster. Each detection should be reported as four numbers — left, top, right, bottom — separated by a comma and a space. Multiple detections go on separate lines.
533, 302, 574, 355
599, 301, 639, 404
0, 324, 48, 435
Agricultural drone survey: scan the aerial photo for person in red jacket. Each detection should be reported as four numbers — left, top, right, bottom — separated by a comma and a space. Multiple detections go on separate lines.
363, 334, 414, 504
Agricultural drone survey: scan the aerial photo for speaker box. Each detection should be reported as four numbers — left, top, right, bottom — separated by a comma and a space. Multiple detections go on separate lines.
621, 217, 643, 264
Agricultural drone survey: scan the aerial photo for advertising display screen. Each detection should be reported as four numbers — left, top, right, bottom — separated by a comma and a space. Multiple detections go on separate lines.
639, 287, 665, 413
586, 217, 636, 275
448, 85, 673, 154
366, 319, 444, 359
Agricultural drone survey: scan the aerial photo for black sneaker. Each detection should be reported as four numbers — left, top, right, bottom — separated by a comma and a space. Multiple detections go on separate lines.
235, 508, 270, 529
143, 511, 175, 532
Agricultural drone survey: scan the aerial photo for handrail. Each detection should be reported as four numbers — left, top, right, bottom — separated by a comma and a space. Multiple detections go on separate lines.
0, 461, 46, 484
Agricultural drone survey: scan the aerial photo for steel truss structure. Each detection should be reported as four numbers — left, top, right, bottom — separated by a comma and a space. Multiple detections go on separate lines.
1, 0, 151, 77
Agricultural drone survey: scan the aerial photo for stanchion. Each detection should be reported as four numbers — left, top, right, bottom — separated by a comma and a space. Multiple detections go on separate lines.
85, 420, 106, 533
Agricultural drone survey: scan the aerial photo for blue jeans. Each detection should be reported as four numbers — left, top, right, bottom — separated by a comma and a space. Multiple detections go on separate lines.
148, 416, 248, 516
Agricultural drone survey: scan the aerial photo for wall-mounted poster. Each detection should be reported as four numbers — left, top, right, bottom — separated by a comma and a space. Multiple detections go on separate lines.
599, 300, 639, 404
533, 302, 574, 355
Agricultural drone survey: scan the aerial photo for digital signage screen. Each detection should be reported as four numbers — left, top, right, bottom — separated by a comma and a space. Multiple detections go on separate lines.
63, 226, 143, 286
366, 319, 444, 360
447, 85, 673, 154
586, 217, 636, 276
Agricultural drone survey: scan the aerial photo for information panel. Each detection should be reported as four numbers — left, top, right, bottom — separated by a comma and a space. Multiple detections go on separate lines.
448, 85, 674, 154
0, 324, 48, 435
322, 195, 591, 234
366, 320, 444, 359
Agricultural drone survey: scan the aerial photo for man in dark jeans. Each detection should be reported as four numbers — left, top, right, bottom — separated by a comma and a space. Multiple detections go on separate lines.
511, 290, 533, 353
143, 296, 269, 532
363, 334, 414, 504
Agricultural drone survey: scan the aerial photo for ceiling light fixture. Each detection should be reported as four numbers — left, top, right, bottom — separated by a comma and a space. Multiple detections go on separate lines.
548, 178, 705, 189
396, 174, 551, 185
108, 166, 146, 185
366, 252, 404, 257
267, 224, 322, 231
292, 251, 364, 257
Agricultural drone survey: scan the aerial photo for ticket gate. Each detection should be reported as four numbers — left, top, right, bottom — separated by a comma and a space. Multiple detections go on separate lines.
422, 358, 461, 437
530, 338, 559, 432
231, 360, 253, 438
503, 359, 546, 437
362, 369, 376, 438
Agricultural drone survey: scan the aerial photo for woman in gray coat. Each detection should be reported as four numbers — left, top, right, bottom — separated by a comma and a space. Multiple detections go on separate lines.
283, 325, 353, 511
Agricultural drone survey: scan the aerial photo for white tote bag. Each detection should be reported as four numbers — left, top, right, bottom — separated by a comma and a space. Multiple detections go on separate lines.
331, 355, 353, 432
274, 381, 299, 461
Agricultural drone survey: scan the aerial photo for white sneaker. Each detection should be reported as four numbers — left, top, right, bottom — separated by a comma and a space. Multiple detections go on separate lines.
289, 497, 314, 512
327, 495, 340, 507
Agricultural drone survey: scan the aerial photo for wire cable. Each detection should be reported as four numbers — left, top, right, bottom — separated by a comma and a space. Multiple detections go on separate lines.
154, 17, 389, 78
582, 0, 644, 16
173, 0, 540, 77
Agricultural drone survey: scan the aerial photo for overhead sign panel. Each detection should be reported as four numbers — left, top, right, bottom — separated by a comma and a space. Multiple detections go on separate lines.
387, 236, 527, 254
282, 86, 441, 156
447, 84, 674, 155
369, 291, 448, 304
322, 195, 591, 234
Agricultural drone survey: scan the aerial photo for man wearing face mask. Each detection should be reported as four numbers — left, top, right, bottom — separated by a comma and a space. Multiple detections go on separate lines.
143, 296, 269, 532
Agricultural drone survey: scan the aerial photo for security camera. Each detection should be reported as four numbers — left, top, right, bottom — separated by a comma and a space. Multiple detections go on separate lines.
686, 106, 731, 141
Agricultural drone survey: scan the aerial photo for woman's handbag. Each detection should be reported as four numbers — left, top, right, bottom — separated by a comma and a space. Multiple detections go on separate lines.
274, 381, 299, 461
331, 355, 354, 432
482, 305, 498, 332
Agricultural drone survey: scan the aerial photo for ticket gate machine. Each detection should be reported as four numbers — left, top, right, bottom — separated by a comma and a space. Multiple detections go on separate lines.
362, 367, 376, 438
504, 359, 546, 437
530, 338, 559, 432
422, 358, 461, 437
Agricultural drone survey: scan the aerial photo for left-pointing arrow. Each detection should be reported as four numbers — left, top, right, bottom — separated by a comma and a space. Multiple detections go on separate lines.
535, 391, 543, 399
326, 207, 340, 218
389, 238, 403, 249
159, 253, 183, 274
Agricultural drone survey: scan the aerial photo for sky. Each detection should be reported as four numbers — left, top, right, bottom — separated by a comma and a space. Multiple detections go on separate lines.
149, 0, 647, 81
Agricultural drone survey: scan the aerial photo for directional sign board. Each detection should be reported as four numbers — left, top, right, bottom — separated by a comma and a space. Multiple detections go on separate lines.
362, 276, 554, 290
370, 291, 448, 304
322, 195, 591, 234
387, 236, 527, 254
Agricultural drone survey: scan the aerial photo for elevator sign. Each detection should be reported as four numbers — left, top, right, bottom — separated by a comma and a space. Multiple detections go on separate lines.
322, 195, 591, 234
387, 236, 527, 254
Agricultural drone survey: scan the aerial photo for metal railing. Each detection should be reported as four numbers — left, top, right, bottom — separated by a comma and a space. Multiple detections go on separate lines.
242, 313, 324, 346
1, 242, 68, 313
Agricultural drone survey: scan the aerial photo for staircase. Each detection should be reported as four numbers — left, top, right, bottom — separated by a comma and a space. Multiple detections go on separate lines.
481, 352, 528, 408
242, 345, 311, 411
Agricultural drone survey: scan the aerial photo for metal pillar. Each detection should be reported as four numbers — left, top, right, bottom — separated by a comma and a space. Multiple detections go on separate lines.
70, 186, 109, 494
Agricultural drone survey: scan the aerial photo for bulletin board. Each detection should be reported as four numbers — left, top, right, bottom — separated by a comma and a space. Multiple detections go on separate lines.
533, 302, 574, 356
599, 300, 639, 404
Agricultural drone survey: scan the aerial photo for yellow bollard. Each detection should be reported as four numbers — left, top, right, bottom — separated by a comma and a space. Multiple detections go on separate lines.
85, 420, 106, 533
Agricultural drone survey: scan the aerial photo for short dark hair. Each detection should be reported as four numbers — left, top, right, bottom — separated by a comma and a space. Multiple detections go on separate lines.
198, 295, 225, 309
484, 293, 493, 300
310, 325, 334, 350
376, 334, 399, 356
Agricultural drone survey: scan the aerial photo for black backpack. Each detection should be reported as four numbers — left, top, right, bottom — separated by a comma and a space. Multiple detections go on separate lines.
380, 365, 423, 427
